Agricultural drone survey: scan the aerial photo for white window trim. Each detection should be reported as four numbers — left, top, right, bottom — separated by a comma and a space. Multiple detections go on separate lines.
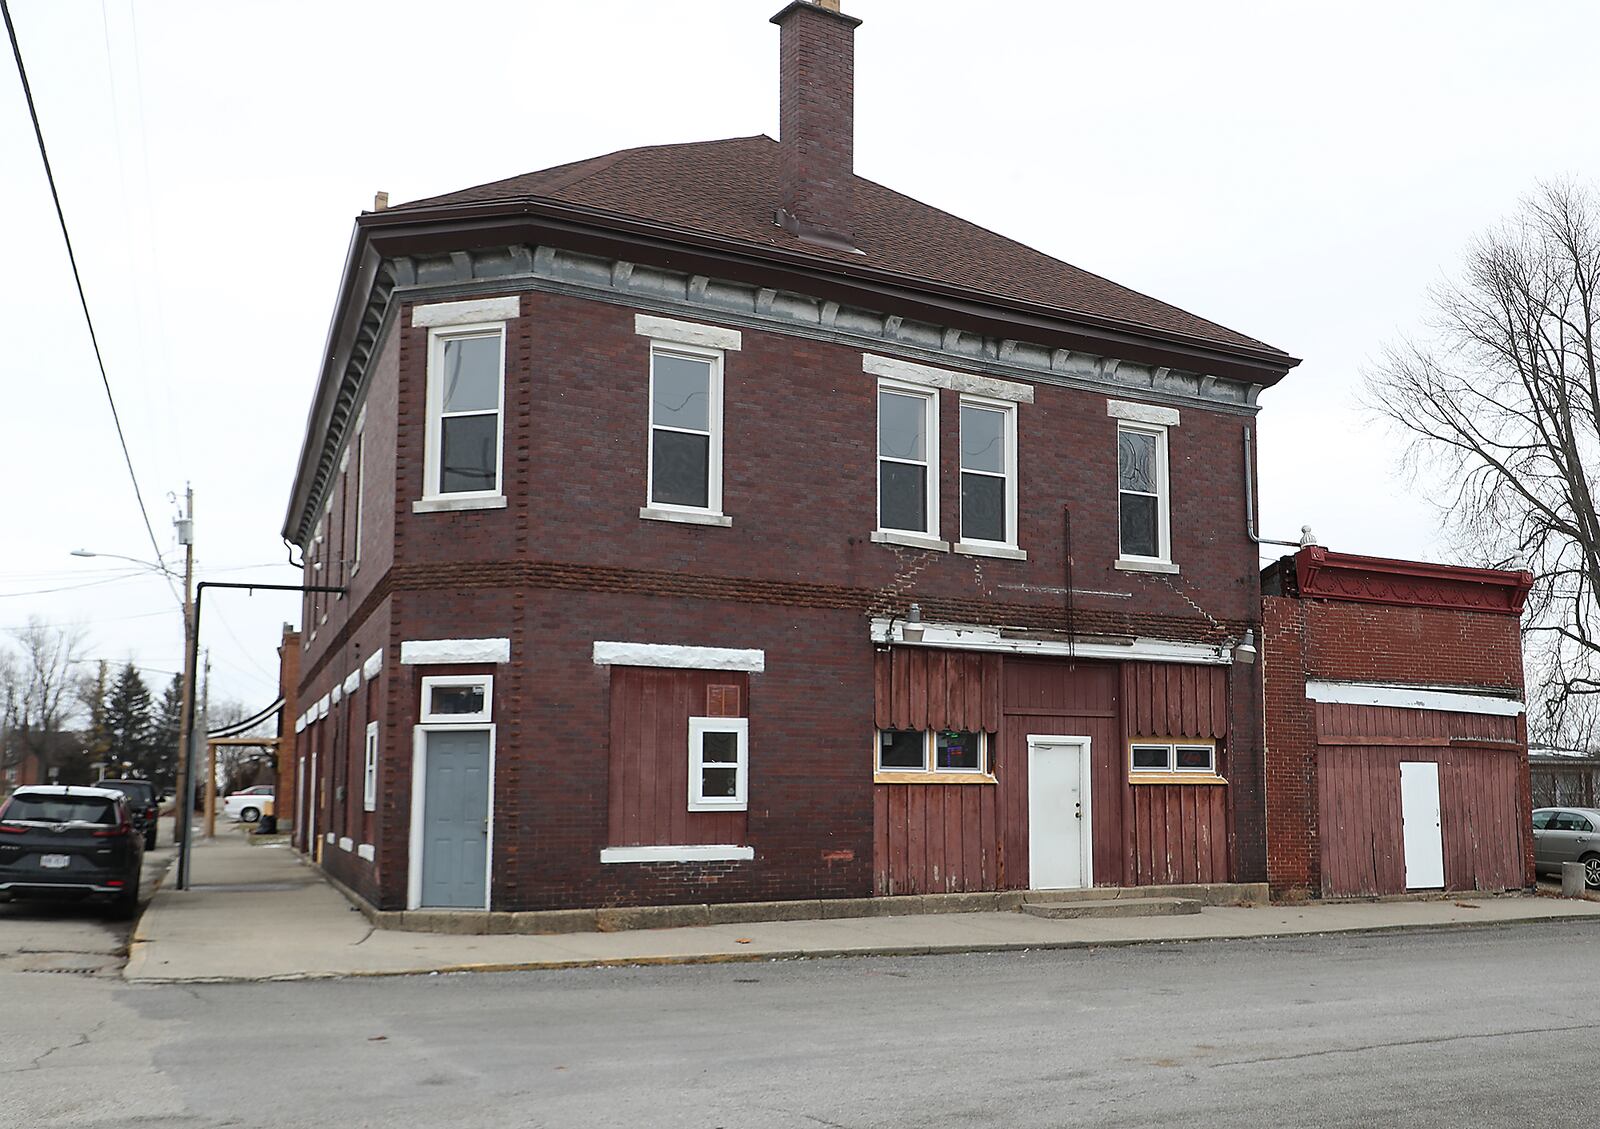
342, 669, 361, 695
422, 322, 507, 503
1128, 739, 1223, 783
351, 425, 365, 574
362, 720, 379, 812
1116, 421, 1172, 566
874, 729, 992, 781
634, 313, 742, 352
401, 638, 511, 665
957, 394, 1019, 552
419, 674, 493, 725
1107, 398, 1180, 427
646, 340, 725, 518
877, 378, 940, 540
362, 649, 384, 680
688, 716, 748, 812
357, 843, 376, 862
600, 844, 754, 864
414, 295, 521, 328
863, 354, 1034, 403
591, 641, 764, 672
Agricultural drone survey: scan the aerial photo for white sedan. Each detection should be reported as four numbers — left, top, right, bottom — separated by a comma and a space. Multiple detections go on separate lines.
222, 786, 275, 823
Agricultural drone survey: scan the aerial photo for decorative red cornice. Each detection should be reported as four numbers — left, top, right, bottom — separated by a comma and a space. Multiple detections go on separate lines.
1292, 547, 1533, 616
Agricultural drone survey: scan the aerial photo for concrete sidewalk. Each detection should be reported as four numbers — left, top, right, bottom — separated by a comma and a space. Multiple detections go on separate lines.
126, 828, 1600, 984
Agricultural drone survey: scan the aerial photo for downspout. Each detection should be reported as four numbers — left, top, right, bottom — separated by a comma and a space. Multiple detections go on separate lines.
1244, 425, 1312, 549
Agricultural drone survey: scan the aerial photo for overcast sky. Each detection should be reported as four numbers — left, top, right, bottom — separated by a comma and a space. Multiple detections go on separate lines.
4, 0, 1599, 713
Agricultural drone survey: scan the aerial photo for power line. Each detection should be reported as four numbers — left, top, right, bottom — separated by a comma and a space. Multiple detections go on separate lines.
2, 0, 170, 578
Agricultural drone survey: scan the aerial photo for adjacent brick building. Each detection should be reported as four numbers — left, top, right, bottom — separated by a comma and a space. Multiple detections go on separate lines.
1261, 547, 1534, 899
282, 1, 1304, 914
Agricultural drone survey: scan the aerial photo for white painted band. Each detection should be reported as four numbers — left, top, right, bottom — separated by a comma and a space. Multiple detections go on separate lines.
1108, 399, 1180, 426
412, 296, 520, 327
357, 843, 376, 861
343, 670, 361, 695
362, 649, 384, 680
1305, 680, 1525, 717
869, 617, 1229, 666
864, 354, 1033, 403
634, 314, 742, 351
401, 638, 511, 665
599, 845, 755, 864
592, 641, 765, 672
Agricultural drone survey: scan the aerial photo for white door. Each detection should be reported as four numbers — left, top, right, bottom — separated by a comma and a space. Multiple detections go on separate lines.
1400, 761, 1445, 889
1028, 736, 1092, 890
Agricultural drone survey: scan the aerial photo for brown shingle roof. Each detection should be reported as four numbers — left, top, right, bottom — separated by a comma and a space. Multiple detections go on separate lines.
394, 135, 1283, 357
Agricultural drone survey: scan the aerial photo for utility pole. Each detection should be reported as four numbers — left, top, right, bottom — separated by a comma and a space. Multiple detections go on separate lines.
173, 486, 195, 845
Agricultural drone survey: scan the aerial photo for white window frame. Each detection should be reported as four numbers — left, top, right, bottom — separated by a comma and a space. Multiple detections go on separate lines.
351, 423, 365, 574
688, 716, 748, 812
423, 323, 506, 502
873, 728, 993, 782
419, 674, 493, 725
1128, 739, 1219, 781
876, 380, 940, 539
645, 341, 725, 518
362, 720, 379, 812
1116, 422, 1171, 565
957, 395, 1018, 551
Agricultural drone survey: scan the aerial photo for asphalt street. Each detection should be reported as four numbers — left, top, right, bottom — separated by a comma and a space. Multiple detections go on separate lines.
4, 909, 1600, 1128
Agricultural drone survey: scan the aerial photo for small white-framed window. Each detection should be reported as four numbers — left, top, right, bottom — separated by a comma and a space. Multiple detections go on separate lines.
878, 382, 939, 535
425, 324, 505, 499
959, 397, 1017, 548
875, 729, 990, 779
419, 674, 493, 724
362, 721, 379, 812
1117, 423, 1170, 563
351, 427, 365, 573
648, 343, 724, 514
688, 716, 748, 811
1129, 740, 1218, 780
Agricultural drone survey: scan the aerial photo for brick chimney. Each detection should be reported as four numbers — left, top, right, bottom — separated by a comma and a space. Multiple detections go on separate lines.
771, 0, 863, 251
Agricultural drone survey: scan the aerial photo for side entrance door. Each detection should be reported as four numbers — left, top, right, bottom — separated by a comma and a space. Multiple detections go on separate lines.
1399, 761, 1445, 890
1028, 736, 1092, 890
420, 729, 492, 909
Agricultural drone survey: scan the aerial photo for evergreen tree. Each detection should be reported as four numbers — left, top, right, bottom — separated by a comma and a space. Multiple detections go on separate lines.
80, 661, 113, 775
104, 663, 154, 781
149, 675, 183, 793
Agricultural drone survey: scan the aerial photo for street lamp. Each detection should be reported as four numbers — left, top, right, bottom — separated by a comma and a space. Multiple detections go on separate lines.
69, 548, 180, 576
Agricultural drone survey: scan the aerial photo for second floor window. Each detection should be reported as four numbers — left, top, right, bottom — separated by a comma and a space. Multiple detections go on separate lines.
960, 399, 1016, 546
426, 327, 504, 497
1118, 423, 1170, 562
878, 385, 937, 534
649, 345, 723, 513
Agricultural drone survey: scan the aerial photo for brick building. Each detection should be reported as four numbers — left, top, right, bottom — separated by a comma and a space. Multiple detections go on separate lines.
282, 0, 1301, 914
1261, 547, 1534, 899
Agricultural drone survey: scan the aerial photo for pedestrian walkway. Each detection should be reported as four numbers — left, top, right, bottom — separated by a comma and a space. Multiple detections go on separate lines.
125, 827, 1600, 983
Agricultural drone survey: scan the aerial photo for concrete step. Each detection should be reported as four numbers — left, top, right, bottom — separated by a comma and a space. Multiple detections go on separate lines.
1022, 882, 1265, 907
1020, 896, 1202, 920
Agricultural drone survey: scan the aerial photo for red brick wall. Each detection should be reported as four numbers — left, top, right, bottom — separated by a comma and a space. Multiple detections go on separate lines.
1262, 596, 1317, 897
1302, 601, 1524, 691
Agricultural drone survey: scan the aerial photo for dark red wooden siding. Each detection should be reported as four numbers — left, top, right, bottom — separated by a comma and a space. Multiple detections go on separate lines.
873, 648, 1003, 733
1315, 703, 1524, 897
1123, 663, 1229, 739
607, 666, 748, 848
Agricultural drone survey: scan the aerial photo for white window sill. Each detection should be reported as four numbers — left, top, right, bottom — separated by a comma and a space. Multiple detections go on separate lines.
413, 495, 508, 514
954, 542, 1027, 561
639, 506, 733, 528
600, 844, 754, 864
1115, 558, 1179, 575
871, 530, 950, 552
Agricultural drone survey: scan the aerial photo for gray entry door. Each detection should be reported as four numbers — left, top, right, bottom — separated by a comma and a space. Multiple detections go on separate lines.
420, 729, 491, 908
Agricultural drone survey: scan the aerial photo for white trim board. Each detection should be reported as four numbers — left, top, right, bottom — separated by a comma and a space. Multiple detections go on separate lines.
869, 617, 1230, 666
592, 641, 765, 672
600, 845, 754, 864
1305, 681, 1525, 717
401, 638, 511, 665
413, 295, 521, 327
635, 313, 742, 351
863, 354, 1033, 403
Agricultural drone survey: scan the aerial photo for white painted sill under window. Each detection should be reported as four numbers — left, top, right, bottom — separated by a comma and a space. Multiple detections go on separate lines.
954, 542, 1027, 561
871, 530, 950, 552
413, 495, 508, 514
639, 506, 733, 528
1115, 558, 1179, 574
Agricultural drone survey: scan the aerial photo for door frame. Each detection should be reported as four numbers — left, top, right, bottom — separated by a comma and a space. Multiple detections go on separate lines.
408, 723, 497, 911
1026, 734, 1094, 890
1399, 760, 1445, 890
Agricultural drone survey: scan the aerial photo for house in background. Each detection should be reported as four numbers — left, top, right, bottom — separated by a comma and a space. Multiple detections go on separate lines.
282, 0, 1302, 915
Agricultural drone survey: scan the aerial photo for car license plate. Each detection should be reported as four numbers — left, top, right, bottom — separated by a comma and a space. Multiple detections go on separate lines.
39, 854, 70, 869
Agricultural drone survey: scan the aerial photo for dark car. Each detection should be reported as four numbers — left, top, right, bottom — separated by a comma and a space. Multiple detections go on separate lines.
94, 778, 160, 850
0, 786, 144, 918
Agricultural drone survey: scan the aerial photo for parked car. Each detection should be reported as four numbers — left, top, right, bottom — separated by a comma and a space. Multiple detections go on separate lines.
0, 785, 143, 918
1532, 807, 1600, 889
222, 785, 274, 824
94, 778, 160, 850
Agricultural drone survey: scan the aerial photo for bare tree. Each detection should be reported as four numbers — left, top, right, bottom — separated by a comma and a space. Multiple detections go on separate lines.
2, 618, 90, 783
1366, 181, 1600, 740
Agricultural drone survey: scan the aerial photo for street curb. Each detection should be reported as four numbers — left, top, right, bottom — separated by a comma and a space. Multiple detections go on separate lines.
119, 909, 1600, 985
